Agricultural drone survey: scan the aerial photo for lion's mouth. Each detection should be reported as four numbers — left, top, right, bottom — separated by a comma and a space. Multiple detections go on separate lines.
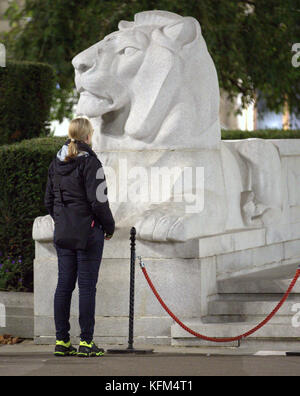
80, 90, 113, 105
101, 105, 130, 137
76, 89, 117, 118
77, 89, 130, 137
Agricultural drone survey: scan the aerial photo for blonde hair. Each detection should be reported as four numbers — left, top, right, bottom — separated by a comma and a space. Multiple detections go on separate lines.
65, 117, 94, 162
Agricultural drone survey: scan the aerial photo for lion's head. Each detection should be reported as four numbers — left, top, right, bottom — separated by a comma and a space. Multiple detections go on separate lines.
72, 10, 220, 151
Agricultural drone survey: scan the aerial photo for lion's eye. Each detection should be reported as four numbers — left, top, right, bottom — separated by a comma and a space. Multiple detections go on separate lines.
120, 47, 140, 57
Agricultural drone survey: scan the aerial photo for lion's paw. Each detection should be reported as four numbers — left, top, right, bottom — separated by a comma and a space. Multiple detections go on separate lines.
135, 209, 188, 242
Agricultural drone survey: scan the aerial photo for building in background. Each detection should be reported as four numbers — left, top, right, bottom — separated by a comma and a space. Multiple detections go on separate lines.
255, 94, 300, 130
237, 94, 300, 132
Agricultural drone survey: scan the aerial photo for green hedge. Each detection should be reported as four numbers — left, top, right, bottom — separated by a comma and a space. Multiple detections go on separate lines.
1, 130, 300, 291
0, 136, 66, 291
0, 60, 55, 145
221, 129, 300, 140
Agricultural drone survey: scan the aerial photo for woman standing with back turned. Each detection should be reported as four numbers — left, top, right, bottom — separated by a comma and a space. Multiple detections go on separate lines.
44, 117, 115, 357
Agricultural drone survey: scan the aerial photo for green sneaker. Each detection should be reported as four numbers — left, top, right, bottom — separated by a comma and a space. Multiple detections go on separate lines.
77, 340, 105, 357
54, 340, 77, 357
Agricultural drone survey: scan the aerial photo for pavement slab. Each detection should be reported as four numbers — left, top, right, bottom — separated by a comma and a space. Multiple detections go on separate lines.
1, 340, 300, 377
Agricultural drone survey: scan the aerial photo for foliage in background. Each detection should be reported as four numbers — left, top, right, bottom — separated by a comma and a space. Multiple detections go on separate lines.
0, 136, 66, 291
0, 255, 24, 291
1, 0, 299, 122
0, 60, 55, 144
221, 129, 300, 140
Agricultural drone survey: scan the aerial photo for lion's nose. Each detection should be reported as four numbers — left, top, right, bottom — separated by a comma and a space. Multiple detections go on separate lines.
72, 45, 98, 74
72, 55, 93, 74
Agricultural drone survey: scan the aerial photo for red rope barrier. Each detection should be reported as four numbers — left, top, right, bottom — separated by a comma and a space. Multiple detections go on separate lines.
140, 263, 300, 343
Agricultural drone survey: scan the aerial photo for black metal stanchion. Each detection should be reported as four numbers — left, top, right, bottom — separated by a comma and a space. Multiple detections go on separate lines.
107, 227, 153, 354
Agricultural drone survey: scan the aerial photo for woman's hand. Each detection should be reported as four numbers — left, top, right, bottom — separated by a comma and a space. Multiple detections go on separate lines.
104, 233, 113, 240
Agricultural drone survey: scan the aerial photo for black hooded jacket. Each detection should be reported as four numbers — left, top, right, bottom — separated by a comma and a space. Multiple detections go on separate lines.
44, 139, 115, 236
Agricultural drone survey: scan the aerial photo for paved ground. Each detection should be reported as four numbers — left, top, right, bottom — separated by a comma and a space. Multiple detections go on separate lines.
1, 341, 300, 377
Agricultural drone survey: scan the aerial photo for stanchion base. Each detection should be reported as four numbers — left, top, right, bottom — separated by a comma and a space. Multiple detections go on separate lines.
286, 352, 300, 356
107, 347, 154, 354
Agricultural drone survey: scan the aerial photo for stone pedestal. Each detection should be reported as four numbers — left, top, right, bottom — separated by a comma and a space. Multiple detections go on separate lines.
33, 221, 300, 347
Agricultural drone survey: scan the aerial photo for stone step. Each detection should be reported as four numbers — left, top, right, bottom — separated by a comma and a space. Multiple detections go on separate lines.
0, 291, 33, 307
203, 297, 300, 324
212, 293, 300, 301
171, 319, 300, 347
203, 315, 294, 325
203, 314, 294, 325
5, 306, 33, 316
0, 292, 34, 338
207, 299, 298, 316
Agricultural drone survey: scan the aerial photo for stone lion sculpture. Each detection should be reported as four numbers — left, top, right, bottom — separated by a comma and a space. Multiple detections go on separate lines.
71, 10, 282, 242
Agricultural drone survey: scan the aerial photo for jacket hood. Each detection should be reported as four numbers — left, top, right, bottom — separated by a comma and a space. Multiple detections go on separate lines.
54, 139, 97, 176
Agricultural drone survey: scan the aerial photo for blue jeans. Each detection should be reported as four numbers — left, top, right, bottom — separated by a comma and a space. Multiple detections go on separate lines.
53, 224, 104, 343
